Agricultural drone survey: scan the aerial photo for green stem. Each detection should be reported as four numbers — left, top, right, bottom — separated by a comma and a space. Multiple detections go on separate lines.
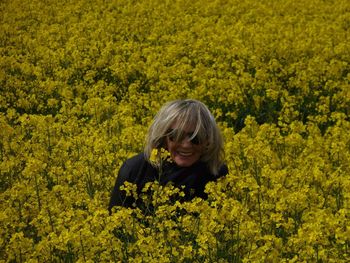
34, 173, 42, 211
80, 231, 87, 262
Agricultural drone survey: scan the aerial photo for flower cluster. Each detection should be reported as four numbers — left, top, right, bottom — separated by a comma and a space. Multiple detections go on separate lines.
1, 0, 349, 262
149, 148, 172, 166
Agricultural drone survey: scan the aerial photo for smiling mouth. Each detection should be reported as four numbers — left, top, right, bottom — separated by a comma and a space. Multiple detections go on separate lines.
177, 151, 193, 157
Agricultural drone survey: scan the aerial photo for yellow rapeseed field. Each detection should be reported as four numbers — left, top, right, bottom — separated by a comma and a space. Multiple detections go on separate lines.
1, 0, 349, 262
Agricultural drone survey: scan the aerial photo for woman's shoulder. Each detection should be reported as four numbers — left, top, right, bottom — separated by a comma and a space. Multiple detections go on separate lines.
218, 163, 229, 177
123, 152, 149, 168
118, 153, 154, 181
190, 161, 228, 180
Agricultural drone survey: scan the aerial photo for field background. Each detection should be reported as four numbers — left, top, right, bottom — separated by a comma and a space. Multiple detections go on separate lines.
1, 0, 349, 262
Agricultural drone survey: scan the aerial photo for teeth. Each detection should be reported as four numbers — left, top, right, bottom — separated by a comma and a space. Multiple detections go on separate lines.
178, 152, 192, 156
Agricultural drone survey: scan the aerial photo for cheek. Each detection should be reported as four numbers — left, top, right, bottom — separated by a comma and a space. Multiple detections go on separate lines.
197, 149, 205, 160
164, 138, 171, 150
165, 139, 177, 156
195, 144, 206, 155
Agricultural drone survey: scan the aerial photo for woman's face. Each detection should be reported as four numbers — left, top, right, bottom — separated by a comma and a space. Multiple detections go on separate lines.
165, 124, 206, 167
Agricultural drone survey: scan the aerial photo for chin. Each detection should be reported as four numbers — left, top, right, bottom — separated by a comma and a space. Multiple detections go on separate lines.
175, 162, 193, 167
173, 157, 198, 167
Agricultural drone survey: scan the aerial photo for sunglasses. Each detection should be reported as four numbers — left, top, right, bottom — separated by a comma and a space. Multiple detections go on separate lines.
167, 129, 201, 145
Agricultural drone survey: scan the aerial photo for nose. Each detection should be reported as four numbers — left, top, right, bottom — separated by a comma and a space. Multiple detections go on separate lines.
179, 136, 193, 147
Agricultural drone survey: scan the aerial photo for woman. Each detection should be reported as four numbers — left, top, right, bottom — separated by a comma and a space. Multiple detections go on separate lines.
108, 99, 228, 212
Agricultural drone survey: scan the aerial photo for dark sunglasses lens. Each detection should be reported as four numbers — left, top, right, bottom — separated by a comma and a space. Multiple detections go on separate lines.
167, 129, 200, 145
168, 133, 175, 141
167, 129, 176, 141
168, 130, 182, 142
190, 135, 200, 145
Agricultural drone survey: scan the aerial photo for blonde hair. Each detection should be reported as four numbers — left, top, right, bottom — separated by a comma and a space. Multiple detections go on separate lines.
144, 99, 225, 175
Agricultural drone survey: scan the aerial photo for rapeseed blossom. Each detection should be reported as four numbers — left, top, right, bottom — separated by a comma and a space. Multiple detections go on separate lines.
1, 0, 349, 262
149, 148, 172, 166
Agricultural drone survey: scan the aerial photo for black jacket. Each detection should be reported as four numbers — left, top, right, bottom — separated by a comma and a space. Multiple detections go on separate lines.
108, 153, 228, 212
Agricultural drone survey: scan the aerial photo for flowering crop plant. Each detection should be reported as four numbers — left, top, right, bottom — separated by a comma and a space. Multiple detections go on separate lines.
1, 0, 350, 262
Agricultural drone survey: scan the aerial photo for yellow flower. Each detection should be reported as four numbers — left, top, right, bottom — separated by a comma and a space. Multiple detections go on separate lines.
149, 148, 159, 164
149, 148, 172, 166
